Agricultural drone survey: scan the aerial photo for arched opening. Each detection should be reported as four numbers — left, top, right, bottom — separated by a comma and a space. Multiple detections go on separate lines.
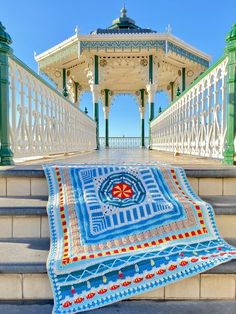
80, 90, 170, 149
100, 94, 148, 148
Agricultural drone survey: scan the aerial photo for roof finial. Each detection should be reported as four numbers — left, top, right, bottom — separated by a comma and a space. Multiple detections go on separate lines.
165, 24, 172, 34
121, 1, 127, 18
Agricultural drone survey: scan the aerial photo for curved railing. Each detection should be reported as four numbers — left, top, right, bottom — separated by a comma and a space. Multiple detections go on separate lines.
150, 56, 228, 159
8, 55, 96, 157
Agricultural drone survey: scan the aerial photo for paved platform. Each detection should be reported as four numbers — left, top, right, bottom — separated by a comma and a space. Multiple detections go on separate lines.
1, 301, 236, 314
13, 148, 230, 167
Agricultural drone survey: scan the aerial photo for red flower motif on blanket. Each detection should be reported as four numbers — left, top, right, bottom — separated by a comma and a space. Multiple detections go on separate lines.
112, 183, 134, 199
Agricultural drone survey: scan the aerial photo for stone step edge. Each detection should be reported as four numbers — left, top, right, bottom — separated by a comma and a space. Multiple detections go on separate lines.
1, 167, 236, 178
1, 273, 236, 301
1, 196, 236, 216
1, 301, 236, 313
1, 260, 236, 275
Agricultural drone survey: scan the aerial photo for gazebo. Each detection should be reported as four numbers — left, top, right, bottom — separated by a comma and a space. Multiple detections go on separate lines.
35, 6, 211, 149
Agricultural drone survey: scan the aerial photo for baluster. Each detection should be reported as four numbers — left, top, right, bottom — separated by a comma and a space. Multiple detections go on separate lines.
28, 81, 32, 152
10, 63, 17, 150
221, 63, 227, 156
196, 85, 201, 155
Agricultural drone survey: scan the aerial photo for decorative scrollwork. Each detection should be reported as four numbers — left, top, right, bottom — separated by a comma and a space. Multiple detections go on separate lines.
100, 59, 107, 67
150, 57, 228, 159
8, 57, 96, 157
140, 58, 148, 66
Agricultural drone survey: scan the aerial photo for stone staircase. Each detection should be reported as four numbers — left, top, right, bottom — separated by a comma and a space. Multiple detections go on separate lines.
0, 167, 236, 305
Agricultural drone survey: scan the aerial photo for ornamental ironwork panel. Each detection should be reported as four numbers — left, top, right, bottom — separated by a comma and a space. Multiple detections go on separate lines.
150, 56, 228, 159
8, 56, 96, 158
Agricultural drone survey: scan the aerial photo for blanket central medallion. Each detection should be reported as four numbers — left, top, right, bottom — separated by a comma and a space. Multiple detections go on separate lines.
74, 167, 184, 244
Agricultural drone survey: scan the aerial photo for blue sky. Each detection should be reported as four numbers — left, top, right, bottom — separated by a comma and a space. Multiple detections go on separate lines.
1, 0, 235, 137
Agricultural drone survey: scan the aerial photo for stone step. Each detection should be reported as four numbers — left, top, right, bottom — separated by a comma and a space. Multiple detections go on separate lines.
0, 238, 236, 301
1, 301, 236, 314
1, 167, 236, 197
1, 238, 236, 274
0, 196, 236, 239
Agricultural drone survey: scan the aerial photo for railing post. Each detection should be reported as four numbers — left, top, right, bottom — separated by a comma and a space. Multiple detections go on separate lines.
104, 89, 110, 148
0, 22, 14, 165
91, 83, 100, 150
93, 55, 100, 150
62, 68, 68, 97
224, 23, 236, 165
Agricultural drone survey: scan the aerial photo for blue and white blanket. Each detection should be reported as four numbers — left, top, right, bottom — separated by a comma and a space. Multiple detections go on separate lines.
43, 164, 236, 313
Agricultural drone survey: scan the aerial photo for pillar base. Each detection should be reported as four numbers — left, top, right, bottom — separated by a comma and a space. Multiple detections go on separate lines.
223, 146, 235, 165
223, 150, 235, 165
0, 145, 14, 166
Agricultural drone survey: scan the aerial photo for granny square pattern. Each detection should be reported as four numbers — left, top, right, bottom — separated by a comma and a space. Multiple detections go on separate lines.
43, 164, 236, 314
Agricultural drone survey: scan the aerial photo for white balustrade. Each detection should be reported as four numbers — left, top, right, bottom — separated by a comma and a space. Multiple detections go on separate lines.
8, 56, 96, 158
99, 137, 149, 148
150, 57, 228, 159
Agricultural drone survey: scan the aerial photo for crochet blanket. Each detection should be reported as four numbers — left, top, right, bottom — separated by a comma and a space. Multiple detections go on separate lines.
44, 164, 236, 313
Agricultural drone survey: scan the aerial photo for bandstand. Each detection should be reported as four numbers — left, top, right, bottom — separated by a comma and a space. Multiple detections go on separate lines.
35, 6, 210, 149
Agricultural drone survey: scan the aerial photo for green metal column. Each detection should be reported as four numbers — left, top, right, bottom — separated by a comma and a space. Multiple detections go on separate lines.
140, 89, 145, 147
149, 55, 154, 122
0, 22, 14, 165
74, 82, 78, 103
182, 67, 186, 92
94, 55, 99, 149
224, 23, 236, 165
148, 55, 154, 149
104, 89, 109, 148
62, 68, 68, 97
170, 82, 174, 101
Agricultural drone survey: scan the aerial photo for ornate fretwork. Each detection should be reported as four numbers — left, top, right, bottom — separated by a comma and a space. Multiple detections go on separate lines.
110, 91, 141, 108
167, 41, 209, 67
79, 40, 166, 54
8, 56, 96, 157
151, 57, 228, 159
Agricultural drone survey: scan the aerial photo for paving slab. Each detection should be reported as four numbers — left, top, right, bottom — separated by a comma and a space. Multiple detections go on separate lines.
1, 301, 236, 314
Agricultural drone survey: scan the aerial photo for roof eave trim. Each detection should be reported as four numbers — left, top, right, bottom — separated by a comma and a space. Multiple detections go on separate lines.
35, 34, 78, 62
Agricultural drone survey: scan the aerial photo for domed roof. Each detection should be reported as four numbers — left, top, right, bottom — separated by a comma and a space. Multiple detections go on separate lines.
226, 23, 236, 42
0, 22, 12, 45
92, 6, 157, 35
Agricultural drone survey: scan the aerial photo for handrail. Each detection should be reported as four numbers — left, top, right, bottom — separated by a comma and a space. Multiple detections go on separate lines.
150, 55, 228, 159
8, 56, 96, 157
9, 54, 94, 122
151, 54, 227, 125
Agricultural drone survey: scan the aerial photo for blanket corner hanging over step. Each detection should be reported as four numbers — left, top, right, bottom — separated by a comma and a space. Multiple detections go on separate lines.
43, 163, 236, 314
